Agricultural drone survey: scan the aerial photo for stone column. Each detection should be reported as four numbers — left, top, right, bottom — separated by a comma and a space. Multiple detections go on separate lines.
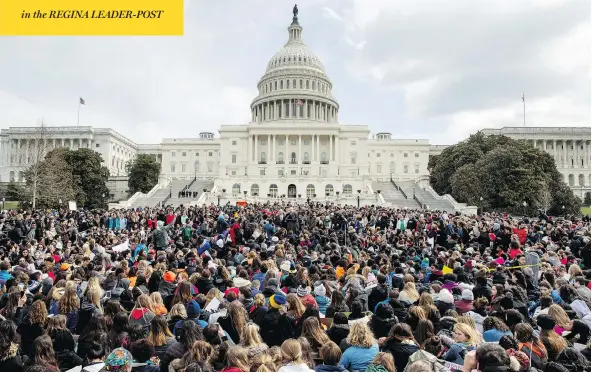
335, 135, 339, 162
298, 135, 302, 163
317, 135, 320, 162
285, 135, 289, 162
312, 135, 315, 161
329, 135, 333, 163
272, 135, 275, 162
254, 134, 258, 162
267, 135, 271, 162
246, 134, 250, 164
563, 140, 568, 168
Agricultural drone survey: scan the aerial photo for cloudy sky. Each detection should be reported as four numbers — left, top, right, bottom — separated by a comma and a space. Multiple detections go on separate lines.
0, 0, 589, 145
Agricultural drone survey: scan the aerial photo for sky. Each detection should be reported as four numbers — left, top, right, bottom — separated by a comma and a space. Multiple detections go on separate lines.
0, 0, 589, 145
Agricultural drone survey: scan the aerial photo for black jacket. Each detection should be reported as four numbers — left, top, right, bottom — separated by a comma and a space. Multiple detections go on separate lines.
218, 313, 241, 344
368, 284, 388, 313
16, 318, 44, 358
196, 278, 215, 295
57, 350, 83, 372
326, 324, 350, 346
381, 340, 419, 372
259, 309, 295, 347
0, 343, 25, 372
315, 364, 348, 372
160, 341, 187, 372
368, 315, 397, 339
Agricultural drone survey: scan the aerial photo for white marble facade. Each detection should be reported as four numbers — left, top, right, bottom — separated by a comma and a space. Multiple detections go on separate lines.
0, 10, 588, 203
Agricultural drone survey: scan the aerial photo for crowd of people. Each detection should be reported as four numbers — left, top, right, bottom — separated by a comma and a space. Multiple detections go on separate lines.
0, 201, 590, 372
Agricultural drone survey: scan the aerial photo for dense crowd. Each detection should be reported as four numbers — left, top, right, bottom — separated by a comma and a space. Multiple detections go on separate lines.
0, 201, 590, 372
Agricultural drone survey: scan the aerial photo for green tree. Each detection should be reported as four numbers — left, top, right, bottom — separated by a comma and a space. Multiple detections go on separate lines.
584, 192, 591, 206
5, 181, 26, 203
430, 133, 581, 215
125, 154, 161, 194
43, 147, 110, 209
25, 150, 76, 208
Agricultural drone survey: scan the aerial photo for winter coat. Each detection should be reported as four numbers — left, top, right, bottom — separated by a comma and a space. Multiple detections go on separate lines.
472, 284, 492, 302
454, 299, 473, 314
160, 341, 187, 372
259, 309, 296, 347
442, 342, 475, 365
129, 308, 155, 329
218, 313, 241, 344
158, 281, 177, 299
17, 317, 44, 358
76, 302, 99, 335
315, 296, 330, 315
381, 340, 418, 372
339, 344, 379, 372
0, 343, 24, 372
483, 328, 512, 343
368, 315, 397, 340
368, 285, 388, 314
56, 349, 83, 371
326, 304, 349, 318
196, 277, 214, 295
315, 364, 348, 372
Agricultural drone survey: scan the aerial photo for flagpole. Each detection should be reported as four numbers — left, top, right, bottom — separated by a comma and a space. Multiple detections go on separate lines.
523, 92, 525, 127
77, 101, 81, 126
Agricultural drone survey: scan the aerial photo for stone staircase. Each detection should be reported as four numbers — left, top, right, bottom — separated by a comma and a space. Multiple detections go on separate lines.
372, 181, 420, 209
398, 180, 455, 212
164, 180, 214, 207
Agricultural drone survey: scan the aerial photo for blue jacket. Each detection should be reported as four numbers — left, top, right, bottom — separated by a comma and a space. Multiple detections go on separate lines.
442, 342, 475, 365
0, 270, 13, 285
315, 295, 330, 315
339, 344, 378, 372
252, 272, 266, 290
483, 328, 512, 342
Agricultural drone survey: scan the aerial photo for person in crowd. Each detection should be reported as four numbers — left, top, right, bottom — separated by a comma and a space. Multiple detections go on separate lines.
0, 203, 588, 373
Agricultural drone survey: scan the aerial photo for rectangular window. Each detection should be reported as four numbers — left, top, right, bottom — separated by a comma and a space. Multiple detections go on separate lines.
377, 153, 381, 157
208, 152, 213, 157
351, 157, 356, 164
304, 140, 310, 145
351, 141, 356, 146
291, 170, 297, 175
415, 164, 420, 174
195, 152, 199, 156
291, 140, 297, 145
377, 165, 382, 173
404, 164, 409, 173
279, 140, 285, 145
95, 143, 100, 148
415, 153, 419, 157
207, 164, 213, 172
278, 169, 284, 176
172, 152, 176, 157
321, 169, 327, 177
260, 169, 265, 176
351, 171, 356, 177
181, 164, 187, 172
170, 164, 176, 172
231, 170, 236, 176
182, 152, 187, 157
232, 141, 237, 145
404, 153, 408, 157
232, 154, 237, 163
261, 140, 266, 145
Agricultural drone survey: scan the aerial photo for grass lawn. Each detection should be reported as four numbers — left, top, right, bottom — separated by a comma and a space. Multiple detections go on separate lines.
582, 206, 591, 215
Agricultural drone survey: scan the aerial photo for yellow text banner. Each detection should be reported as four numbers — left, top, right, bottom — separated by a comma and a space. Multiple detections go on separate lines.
0, 0, 184, 35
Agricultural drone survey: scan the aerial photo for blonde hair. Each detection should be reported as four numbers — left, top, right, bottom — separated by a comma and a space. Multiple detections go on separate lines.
47, 314, 67, 335
548, 304, 571, 328
453, 323, 481, 346
286, 294, 305, 318
280, 339, 303, 364
205, 288, 223, 308
134, 294, 155, 313
241, 323, 265, 348
253, 293, 265, 308
225, 346, 250, 372
568, 264, 583, 279
169, 303, 187, 319
401, 282, 420, 303
346, 322, 376, 348
86, 287, 103, 313
250, 353, 277, 372
150, 292, 165, 308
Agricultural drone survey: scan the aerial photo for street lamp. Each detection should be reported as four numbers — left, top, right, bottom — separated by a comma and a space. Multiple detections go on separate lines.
357, 190, 361, 208
243, 190, 247, 199
479, 196, 483, 214
1, 197, 4, 210
523, 201, 527, 216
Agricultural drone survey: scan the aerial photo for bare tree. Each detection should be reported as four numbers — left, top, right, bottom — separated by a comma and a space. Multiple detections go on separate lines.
15, 119, 51, 209
537, 179, 552, 214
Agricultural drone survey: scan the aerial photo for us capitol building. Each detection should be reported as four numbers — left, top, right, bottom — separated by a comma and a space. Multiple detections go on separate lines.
0, 8, 589, 209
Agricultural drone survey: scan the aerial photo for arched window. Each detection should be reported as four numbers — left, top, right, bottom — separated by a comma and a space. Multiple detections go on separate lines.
291, 152, 296, 164
251, 184, 259, 196
325, 184, 334, 196
579, 174, 585, 186
306, 184, 315, 199
321, 152, 327, 162
300, 80, 303, 89
275, 81, 278, 90
306, 80, 310, 89
312, 81, 316, 90
293, 79, 296, 87
390, 161, 396, 174
232, 183, 241, 197
303, 152, 309, 162
260, 152, 266, 163
568, 174, 575, 186
343, 184, 353, 195
287, 80, 290, 89
269, 184, 278, 198
194, 161, 200, 171
280, 81, 283, 89
278, 152, 284, 162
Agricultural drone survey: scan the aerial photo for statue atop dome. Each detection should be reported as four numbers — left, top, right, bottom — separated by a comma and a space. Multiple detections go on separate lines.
292, 4, 299, 24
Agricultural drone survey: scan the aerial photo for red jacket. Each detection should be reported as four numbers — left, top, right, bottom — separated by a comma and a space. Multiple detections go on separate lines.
512, 228, 527, 245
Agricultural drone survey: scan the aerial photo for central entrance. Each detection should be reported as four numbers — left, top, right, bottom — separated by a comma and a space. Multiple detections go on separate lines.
288, 184, 297, 198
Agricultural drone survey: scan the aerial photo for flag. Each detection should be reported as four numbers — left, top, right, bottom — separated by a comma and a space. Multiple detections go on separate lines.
80, 97, 85, 105
521, 93, 524, 103
296, 99, 303, 106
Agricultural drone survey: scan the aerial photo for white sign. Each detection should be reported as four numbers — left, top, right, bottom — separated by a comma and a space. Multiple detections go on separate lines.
112, 240, 129, 253
68, 201, 77, 211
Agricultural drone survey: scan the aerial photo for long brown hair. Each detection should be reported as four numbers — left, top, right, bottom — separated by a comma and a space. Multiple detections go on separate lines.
228, 301, 247, 337
34, 334, 58, 370
147, 315, 173, 346
301, 317, 330, 350
371, 352, 395, 372
171, 281, 193, 307
59, 286, 80, 314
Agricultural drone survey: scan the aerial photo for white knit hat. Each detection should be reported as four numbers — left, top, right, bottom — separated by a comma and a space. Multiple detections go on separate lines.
314, 284, 326, 297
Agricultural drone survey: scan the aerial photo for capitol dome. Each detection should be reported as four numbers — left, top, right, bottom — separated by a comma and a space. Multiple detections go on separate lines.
250, 8, 339, 124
